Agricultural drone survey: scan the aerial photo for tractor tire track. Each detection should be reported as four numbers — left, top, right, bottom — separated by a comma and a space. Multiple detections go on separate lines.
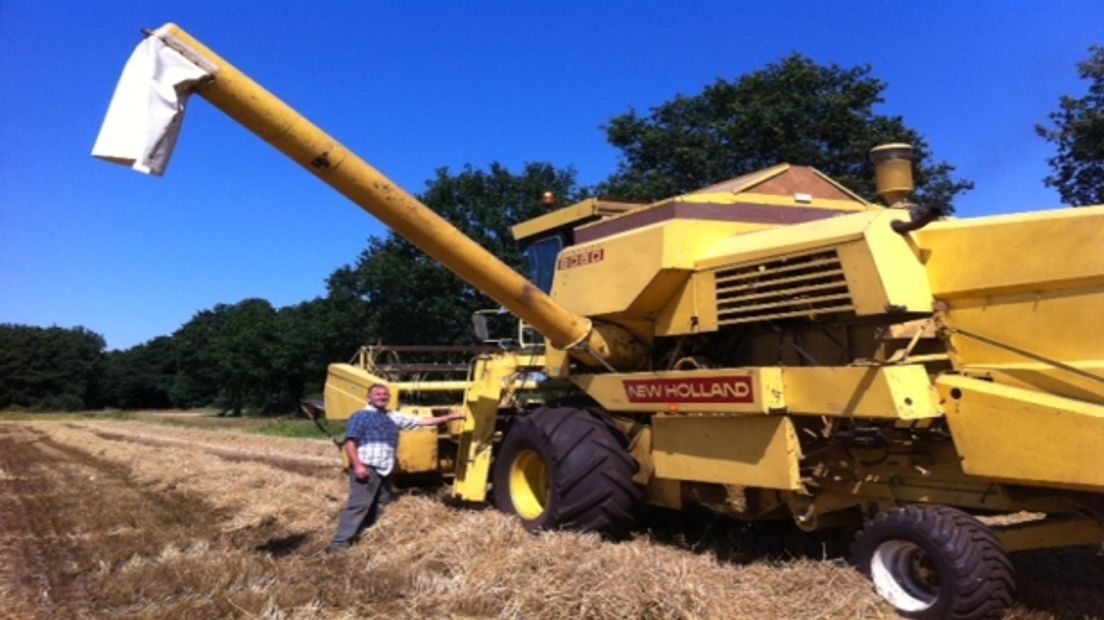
65, 423, 338, 476
0, 424, 230, 618
0, 426, 93, 619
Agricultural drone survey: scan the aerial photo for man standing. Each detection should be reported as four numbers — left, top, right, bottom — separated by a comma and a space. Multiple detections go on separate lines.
327, 383, 464, 551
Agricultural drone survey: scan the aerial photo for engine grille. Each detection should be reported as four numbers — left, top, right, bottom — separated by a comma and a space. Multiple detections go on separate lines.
714, 249, 854, 326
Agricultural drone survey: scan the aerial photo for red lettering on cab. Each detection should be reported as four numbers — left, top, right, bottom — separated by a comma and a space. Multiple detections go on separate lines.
557, 247, 605, 270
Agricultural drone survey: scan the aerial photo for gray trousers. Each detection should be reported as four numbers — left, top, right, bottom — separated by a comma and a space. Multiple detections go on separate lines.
330, 469, 391, 548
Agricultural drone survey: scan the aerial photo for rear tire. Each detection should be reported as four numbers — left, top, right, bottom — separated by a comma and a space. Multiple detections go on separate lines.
852, 505, 1014, 619
492, 407, 639, 538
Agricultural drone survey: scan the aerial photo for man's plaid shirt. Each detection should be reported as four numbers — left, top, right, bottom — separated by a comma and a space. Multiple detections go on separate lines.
344, 407, 422, 477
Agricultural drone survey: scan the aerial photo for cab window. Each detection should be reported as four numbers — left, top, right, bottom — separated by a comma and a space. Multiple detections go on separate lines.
524, 235, 564, 293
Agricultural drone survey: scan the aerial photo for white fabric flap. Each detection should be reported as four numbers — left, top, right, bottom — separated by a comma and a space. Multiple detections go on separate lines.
92, 27, 213, 176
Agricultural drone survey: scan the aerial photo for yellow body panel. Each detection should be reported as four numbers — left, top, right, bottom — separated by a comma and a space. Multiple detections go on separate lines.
697, 210, 895, 270
782, 366, 941, 419
843, 214, 933, 313
943, 289, 1104, 364
976, 362, 1104, 407
940, 289, 1104, 403
452, 352, 543, 502
395, 426, 440, 474
697, 209, 932, 317
997, 517, 1104, 552
936, 374, 1104, 490
323, 363, 390, 420
652, 415, 803, 490
510, 198, 639, 242
579, 366, 938, 420
915, 205, 1104, 404
552, 220, 758, 319
917, 206, 1104, 299
654, 271, 718, 336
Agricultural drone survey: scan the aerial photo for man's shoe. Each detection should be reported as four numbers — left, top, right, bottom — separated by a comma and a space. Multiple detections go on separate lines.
325, 543, 349, 553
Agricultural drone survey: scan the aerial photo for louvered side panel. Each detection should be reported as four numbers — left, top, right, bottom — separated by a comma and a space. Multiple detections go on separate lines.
714, 250, 855, 326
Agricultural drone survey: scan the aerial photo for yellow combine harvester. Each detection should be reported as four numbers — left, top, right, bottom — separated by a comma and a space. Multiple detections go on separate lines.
95, 25, 1103, 620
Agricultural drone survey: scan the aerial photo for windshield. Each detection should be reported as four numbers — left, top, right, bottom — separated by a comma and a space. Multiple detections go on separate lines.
524, 235, 564, 293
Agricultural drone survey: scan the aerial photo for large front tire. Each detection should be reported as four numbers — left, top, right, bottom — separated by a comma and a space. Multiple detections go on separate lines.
852, 505, 1015, 619
492, 407, 639, 538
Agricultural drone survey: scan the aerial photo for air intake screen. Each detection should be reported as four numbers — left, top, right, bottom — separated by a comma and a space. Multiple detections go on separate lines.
715, 250, 854, 326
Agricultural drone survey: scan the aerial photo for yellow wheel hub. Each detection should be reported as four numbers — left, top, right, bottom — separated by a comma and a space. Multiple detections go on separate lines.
509, 449, 550, 520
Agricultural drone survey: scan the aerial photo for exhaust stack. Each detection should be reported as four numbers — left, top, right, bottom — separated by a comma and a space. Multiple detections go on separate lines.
869, 143, 915, 207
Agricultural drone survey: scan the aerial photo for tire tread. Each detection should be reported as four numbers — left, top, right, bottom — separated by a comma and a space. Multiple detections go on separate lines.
492, 407, 640, 538
852, 504, 1014, 620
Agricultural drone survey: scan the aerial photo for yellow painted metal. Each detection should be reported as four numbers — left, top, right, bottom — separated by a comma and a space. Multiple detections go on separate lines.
324, 363, 479, 421
551, 220, 755, 320
936, 374, 1104, 490
576, 368, 785, 414
697, 210, 931, 321
644, 477, 684, 510
155, 24, 642, 372
611, 422, 684, 509
323, 363, 388, 421
578, 366, 938, 420
697, 210, 901, 271
510, 198, 640, 243
393, 380, 471, 393
970, 362, 1104, 407
395, 428, 440, 474
842, 215, 933, 313
915, 205, 1104, 404
938, 290, 1104, 404
651, 415, 804, 491
995, 516, 1104, 552
509, 450, 550, 520
712, 248, 855, 325
916, 206, 1104, 299
655, 271, 718, 336
782, 366, 941, 420
452, 352, 543, 502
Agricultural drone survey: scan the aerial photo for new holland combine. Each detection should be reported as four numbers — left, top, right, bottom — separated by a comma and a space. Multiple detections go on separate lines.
96, 25, 1104, 619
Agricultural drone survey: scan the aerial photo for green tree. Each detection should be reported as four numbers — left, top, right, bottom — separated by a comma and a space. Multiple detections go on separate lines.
103, 336, 176, 409
336, 162, 579, 345
0, 324, 106, 411
169, 307, 223, 408
267, 297, 365, 409
169, 300, 281, 415
599, 54, 971, 211
101, 299, 336, 415
1037, 45, 1104, 206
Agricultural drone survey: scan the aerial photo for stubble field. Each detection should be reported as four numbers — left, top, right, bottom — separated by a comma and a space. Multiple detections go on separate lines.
1, 416, 1101, 619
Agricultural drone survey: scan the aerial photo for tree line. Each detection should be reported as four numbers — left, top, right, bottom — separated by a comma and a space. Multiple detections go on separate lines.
3, 50, 1099, 414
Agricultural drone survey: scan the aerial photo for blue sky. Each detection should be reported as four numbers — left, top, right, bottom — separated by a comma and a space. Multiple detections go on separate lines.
1, 1, 1101, 350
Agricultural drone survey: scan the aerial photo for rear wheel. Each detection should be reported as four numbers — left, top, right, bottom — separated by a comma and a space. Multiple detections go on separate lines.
852, 505, 1014, 619
492, 406, 639, 538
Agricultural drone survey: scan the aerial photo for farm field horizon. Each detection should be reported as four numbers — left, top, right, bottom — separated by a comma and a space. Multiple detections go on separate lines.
1, 414, 1101, 618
